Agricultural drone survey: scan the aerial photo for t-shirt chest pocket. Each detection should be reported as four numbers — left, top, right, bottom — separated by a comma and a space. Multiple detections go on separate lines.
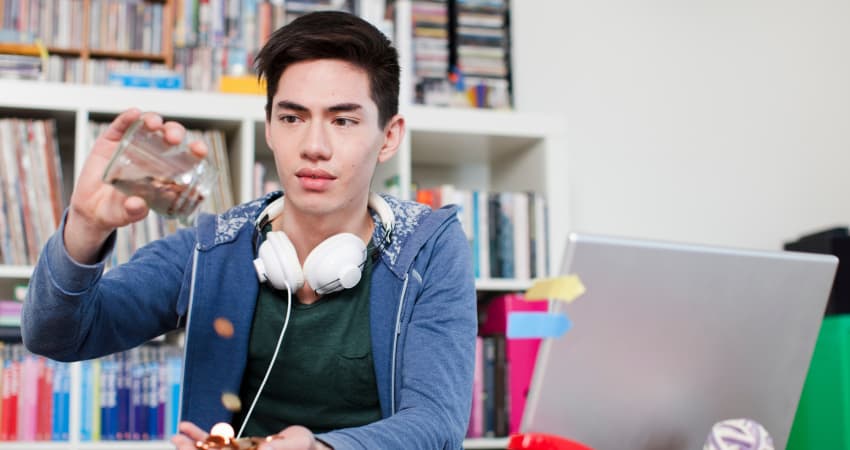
334, 351, 379, 407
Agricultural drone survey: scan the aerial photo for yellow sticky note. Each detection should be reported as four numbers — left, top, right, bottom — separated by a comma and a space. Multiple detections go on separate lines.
524, 275, 586, 303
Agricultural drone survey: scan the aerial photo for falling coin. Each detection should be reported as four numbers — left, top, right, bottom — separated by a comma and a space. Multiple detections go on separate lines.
221, 392, 242, 412
214, 318, 234, 338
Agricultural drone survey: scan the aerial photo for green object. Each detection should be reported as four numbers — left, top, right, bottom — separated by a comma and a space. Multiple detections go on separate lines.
788, 315, 850, 449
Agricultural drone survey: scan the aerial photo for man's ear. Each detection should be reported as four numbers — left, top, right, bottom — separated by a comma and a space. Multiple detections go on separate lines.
378, 114, 405, 163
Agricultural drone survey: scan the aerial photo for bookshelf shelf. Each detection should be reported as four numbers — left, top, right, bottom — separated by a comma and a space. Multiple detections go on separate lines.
464, 437, 511, 449
476, 278, 534, 292
0, 442, 172, 450
0, 265, 34, 279
0, 438, 510, 449
45, 47, 83, 56
405, 104, 560, 138
87, 50, 168, 63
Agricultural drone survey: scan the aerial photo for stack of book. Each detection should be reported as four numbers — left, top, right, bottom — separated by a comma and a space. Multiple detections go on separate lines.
411, 0, 451, 106
0, 118, 65, 266
0, 53, 42, 80
2, 0, 84, 50
79, 345, 183, 442
0, 344, 71, 441
416, 184, 548, 280
173, 0, 356, 92
452, 0, 511, 108
0, 343, 184, 442
468, 293, 547, 438
88, 0, 164, 55
0, 301, 22, 328
0, 40, 45, 80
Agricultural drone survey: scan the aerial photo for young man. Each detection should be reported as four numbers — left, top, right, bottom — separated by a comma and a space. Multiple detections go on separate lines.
22, 11, 476, 450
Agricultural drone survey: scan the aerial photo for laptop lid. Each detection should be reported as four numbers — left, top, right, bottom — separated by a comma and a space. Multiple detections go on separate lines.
521, 233, 838, 450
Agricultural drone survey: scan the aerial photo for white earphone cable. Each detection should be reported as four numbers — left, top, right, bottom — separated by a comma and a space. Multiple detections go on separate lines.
236, 280, 293, 439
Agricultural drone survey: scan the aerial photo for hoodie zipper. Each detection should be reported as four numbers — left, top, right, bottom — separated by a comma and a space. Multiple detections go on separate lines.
176, 243, 201, 423
390, 273, 409, 416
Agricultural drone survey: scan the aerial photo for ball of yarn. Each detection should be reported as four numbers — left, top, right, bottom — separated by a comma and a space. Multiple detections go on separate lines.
703, 419, 774, 450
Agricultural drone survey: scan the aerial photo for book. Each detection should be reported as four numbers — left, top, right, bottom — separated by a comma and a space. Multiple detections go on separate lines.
467, 336, 484, 437
108, 71, 184, 90
479, 293, 548, 434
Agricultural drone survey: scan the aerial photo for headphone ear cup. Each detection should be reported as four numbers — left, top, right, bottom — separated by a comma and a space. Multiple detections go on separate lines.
253, 231, 305, 291
303, 233, 367, 295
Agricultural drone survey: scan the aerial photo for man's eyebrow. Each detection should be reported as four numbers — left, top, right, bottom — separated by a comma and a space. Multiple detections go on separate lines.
328, 103, 363, 113
275, 100, 308, 112
274, 101, 363, 114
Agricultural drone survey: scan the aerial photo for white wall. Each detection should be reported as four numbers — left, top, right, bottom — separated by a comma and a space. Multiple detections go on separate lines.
512, 0, 850, 251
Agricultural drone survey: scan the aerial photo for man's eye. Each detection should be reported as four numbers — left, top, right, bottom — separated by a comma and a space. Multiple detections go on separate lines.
279, 115, 300, 124
333, 118, 357, 127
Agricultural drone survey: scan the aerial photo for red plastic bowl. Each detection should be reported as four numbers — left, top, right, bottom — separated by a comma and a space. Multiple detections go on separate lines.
507, 433, 594, 450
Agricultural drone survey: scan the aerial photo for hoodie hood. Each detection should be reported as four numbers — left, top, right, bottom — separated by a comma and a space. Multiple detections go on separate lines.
195, 191, 450, 279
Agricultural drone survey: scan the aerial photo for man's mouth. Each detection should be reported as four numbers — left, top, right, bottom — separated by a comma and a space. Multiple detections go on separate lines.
296, 168, 336, 179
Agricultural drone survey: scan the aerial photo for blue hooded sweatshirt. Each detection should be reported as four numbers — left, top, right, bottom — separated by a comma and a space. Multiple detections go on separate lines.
22, 192, 477, 449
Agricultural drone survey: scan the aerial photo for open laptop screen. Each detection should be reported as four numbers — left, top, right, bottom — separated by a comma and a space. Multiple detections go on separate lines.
521, 233, 837, 450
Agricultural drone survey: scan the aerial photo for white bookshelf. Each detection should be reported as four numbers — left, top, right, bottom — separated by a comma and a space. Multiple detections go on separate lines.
0, 79, 561, 450
0, 437, 512, 450
0, 2, 568, 448
7, 442, 173, 450
476, 278, 534, 292
5, 438, 513, 449
0, 265, 34, 279
0, 77, 569, 281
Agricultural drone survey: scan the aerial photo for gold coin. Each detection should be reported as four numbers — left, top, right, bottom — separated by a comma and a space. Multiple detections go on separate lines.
221, 392, 242, 412
213, 318, 234, 338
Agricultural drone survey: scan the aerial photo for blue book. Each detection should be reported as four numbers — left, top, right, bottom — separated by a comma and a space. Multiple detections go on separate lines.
80, 361, 91, 441
131, 362, 143, 440
107, 72, 184, 90
149, 356, 161, 440
167, 354, 182, 438
472, 190, 480, 278
61, 363, 71, 440
50, 360, 60, 441
156, 354, 167, 440
99, 359, 108, 440
497, 192, 515, 278
101, 357, 117, 440
118, 353, 129, 440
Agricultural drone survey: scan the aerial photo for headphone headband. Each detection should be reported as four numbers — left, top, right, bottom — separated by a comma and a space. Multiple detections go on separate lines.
255, 192, 394, 242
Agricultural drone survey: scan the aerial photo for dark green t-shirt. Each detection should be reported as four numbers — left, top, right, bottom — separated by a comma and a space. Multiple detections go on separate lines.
233, 236, 381, 436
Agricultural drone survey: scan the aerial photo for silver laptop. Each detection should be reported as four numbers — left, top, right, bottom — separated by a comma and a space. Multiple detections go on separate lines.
521, 233, 838, 450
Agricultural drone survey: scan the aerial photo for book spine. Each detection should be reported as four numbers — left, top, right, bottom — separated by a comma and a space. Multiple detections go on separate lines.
467, 336, 484, 438
92, 359, 101, 441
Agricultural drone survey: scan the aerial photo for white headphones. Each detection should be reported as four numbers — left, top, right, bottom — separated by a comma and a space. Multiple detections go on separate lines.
252, 192, 394, 295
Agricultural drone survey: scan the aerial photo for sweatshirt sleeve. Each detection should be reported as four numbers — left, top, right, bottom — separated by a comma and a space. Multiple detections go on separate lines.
317, 215, 477, 450
22, 210, 196, 362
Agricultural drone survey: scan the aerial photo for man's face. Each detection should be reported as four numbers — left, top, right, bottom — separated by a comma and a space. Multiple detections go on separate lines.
265, 59, 400, 217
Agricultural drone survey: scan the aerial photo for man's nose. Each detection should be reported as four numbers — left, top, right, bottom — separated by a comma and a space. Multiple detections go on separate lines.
301, 121, 332, 160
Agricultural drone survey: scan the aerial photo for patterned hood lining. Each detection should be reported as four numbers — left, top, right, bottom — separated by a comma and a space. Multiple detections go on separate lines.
209, 192, 432, 269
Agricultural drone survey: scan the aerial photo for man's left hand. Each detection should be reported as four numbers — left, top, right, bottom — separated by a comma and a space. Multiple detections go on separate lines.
171, 422, 330, 450
259, 425, 332, 450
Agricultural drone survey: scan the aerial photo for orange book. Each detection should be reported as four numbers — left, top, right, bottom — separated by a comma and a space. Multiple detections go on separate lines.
218, 75, 265, 95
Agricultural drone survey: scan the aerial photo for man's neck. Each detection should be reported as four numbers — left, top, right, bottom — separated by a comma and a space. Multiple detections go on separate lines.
279, 211, 372, 250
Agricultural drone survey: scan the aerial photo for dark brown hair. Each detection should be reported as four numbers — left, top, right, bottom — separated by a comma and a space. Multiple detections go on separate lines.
254, 11, 400, 128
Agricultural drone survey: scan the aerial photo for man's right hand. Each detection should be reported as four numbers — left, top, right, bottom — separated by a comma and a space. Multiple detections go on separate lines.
64, 109, 207, 264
